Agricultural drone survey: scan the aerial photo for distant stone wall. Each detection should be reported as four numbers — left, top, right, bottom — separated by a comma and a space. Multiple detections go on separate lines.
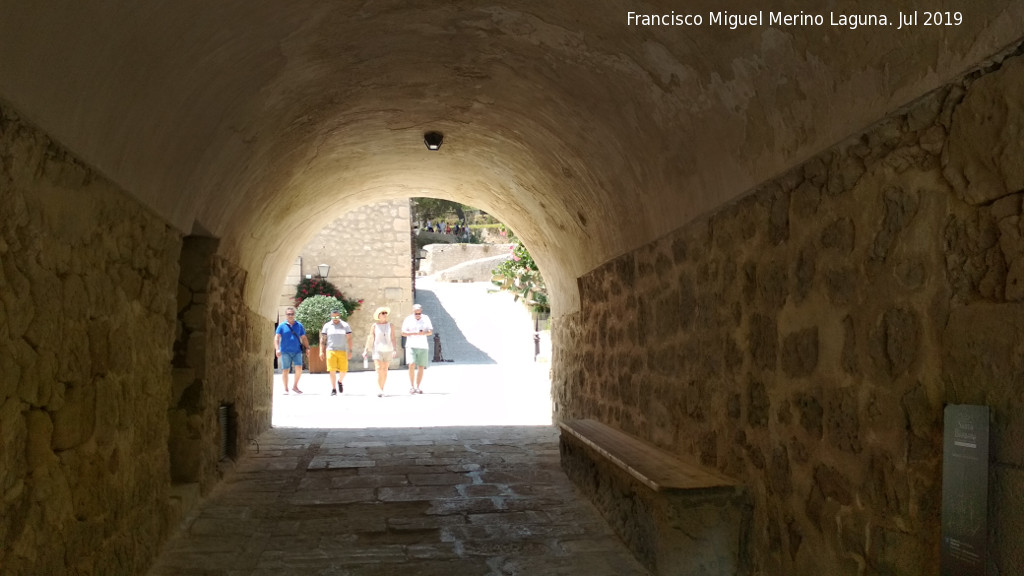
553, 53, 1024, 574
437, 254, 512, 283
0, 103, 181, 574
283, 201, 412, 368
420, 243, 513, 276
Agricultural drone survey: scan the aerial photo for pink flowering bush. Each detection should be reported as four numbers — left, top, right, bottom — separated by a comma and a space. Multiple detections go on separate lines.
492, 240, 549, 313
294, 277, 362, 317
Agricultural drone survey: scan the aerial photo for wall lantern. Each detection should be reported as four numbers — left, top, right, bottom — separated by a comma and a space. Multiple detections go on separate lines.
423, 131, 444, 150
317, 263, 330, 278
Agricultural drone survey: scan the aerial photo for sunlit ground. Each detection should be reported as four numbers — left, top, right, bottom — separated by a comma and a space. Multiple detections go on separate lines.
272, 278, 553, 429
271, 362, 552, 428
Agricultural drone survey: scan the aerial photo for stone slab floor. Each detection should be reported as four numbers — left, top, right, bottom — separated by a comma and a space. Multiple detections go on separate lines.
149, 282, 648, 575
147, 425, 651, 576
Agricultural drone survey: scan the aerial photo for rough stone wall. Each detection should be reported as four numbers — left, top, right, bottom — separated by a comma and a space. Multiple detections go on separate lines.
174, 238, 273, 493
419, 242, 513, 276
170, 237, 217, 488
207, 253, 275, 449
0, 103, 181, 574
553, 50, 1024, 575
282, 201, 412, 365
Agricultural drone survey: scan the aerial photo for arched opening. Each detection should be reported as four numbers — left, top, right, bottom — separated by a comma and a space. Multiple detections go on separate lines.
268, 199, 555, 428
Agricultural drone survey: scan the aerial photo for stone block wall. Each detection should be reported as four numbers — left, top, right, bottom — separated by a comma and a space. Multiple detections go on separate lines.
173, 238, 273, 493
0, 100, 274, 575
283, 201, 413, 367
419, 242, 513, 276
552, 50, 1024, 574
204, 256, 274, 459
0, 103, 181, 574
436, 253, 512, 283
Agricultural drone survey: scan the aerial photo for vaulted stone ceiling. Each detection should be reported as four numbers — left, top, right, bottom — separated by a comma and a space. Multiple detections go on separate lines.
1, 1, 1021, 315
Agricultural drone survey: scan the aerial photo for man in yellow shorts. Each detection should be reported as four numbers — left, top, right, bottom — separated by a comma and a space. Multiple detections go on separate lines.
319, 309, 353, 396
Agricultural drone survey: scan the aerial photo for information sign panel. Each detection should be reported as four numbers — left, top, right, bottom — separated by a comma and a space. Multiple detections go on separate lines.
940, 404, 989, 576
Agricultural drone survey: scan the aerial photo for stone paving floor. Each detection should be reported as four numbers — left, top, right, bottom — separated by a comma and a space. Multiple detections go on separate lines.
147, 426, 650, 576
147, 280, 650, 575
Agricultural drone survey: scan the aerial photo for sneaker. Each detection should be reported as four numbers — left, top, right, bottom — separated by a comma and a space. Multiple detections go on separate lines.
331, 389, 337, 396
378, 393, 383, 398
410, 388, 416, 395
338, 383, 343, 393
416, 389, 424, 394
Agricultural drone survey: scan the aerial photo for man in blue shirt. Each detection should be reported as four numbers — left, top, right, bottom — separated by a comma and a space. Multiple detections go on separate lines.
274, 306, 309, 394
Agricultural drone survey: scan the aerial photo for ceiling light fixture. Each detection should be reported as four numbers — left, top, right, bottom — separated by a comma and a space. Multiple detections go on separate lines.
424, 131, 444, 151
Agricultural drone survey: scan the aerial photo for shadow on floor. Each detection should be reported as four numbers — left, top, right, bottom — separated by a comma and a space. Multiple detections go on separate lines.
414, 286, 495, 365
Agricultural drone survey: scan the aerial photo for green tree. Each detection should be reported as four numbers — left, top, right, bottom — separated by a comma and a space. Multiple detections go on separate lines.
411, 198, 467, 223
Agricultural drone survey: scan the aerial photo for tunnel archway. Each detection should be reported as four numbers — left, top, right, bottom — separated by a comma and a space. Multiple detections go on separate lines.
5, 2, 1012, 324
250, 180, 578, 321
4, 3, 1024, 574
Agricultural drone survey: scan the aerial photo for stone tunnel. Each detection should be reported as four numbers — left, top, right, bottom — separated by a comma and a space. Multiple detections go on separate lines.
1, 2, 1023, 574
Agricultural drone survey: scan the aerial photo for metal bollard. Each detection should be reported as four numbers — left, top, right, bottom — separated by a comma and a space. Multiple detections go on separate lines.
218, 404, 236, 460
533, 314, 541, 362
433, 332, 443, 362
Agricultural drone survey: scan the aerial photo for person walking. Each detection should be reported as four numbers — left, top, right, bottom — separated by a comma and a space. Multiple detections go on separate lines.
274, 306, 309, 394
320, 308, 353, 396
369, 306, 397, 397
401, 304, 433, 394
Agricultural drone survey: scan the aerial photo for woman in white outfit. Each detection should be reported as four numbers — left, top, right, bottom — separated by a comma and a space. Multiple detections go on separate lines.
369, 307, 397, 397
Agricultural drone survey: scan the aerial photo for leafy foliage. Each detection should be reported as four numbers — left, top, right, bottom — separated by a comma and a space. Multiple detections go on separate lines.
411, 198, 467, 223
295, 295, 348, 346
294, 277, 361, 316
492, 239, 550, 314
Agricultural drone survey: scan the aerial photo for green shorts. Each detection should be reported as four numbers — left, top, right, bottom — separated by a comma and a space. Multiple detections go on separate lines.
407, 347, 430, 367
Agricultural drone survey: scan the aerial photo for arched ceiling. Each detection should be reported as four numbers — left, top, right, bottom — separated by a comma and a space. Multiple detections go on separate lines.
1, 1, 1021, 317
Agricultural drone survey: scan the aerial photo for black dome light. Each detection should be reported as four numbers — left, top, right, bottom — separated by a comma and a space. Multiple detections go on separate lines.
423, 131, 444, 150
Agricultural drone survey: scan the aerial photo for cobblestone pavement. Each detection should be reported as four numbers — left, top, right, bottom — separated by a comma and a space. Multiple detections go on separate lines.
148, 280, 648, 575
147, 426, 650, 576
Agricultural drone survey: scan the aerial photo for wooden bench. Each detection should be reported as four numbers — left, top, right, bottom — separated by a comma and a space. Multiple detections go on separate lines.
559, 419, 750, 576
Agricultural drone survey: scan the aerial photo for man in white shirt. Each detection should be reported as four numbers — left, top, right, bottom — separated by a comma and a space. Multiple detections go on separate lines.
401, 304, 433, 394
